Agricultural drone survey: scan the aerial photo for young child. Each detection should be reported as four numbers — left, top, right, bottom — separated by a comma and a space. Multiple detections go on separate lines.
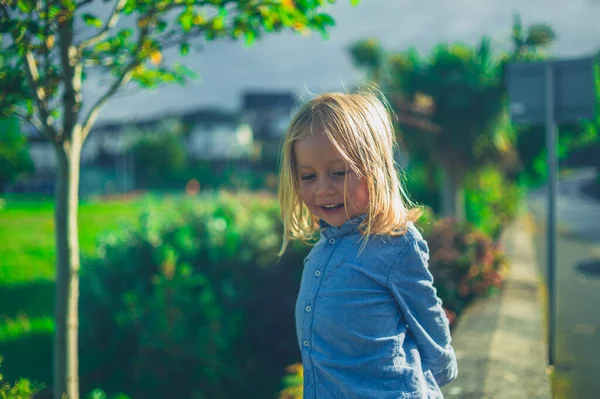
278, 91, 458, 398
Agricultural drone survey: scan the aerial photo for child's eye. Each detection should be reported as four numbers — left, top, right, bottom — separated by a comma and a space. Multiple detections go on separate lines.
301, 174, 316, 181
332, 171, 346, 177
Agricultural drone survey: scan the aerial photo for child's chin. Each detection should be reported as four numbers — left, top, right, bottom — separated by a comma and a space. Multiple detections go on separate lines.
322, 215, 346, 227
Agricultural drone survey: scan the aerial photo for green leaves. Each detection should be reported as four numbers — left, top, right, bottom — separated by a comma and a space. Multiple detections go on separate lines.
16, 0, 35, 13
308, 12, 335, 38
178, 9, 194, 32
82, 13, 103, 28
179, 42, 190, 56
0, 20, 18, 35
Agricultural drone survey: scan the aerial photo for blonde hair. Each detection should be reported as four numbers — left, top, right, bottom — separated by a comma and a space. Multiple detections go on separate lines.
278, 90, 422, 255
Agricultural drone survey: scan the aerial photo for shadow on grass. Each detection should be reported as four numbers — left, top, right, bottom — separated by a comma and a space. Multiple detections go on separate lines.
0, 282, 54, 389
0, 281, 55, 319
0, 331, 52, 387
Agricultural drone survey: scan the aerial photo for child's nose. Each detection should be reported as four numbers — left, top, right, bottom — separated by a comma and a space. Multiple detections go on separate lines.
315, 178, 336, 196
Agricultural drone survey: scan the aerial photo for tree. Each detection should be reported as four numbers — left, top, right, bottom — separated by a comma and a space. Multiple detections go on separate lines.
510, 13, 556, 61
350, 38, 512, 221
0, 116, 34, 191
349, 15, 563, 220
0, 1, 358, 397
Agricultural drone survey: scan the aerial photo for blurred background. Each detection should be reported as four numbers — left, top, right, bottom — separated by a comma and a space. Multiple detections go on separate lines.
1, 0, 599, 398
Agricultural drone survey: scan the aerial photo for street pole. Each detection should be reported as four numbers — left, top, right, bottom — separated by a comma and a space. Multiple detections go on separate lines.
545, 63, 558, 367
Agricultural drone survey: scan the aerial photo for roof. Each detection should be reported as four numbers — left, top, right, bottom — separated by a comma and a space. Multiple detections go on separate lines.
242, 91, 298, 110
180, 108, 237, 125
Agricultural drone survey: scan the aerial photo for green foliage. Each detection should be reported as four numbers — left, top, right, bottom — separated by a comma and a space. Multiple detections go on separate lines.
0, 198, 140, 387
426, 218, 509, 317
278, 363, 303, 399
348, 38, 384, 81
403, 161, 442, 215
0, 117, 34, 191
350, 37, 512, 172
510, 13, 556, 59
131, 131, 187, 189
82, 13, 103, 28
79, 193, 308, 399
350, 36, 518, 221
1, 0, 359, 116
0, 357, 43, 399
85, 388, 131, 399
465, 167, 524, 240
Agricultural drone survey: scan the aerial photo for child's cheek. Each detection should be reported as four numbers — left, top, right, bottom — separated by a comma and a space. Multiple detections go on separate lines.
355, 183, 370, 211
348, 176, 369, 210
299, 187, 314, 211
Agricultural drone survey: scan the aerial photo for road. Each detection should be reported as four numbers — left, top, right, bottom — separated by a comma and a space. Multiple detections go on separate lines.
528, 168, 600, 399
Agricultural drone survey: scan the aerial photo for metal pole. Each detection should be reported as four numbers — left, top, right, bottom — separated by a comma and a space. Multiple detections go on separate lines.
545, 63, 558, 366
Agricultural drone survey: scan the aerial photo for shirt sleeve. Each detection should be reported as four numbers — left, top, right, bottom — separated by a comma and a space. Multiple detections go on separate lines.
387, 237, 458, 387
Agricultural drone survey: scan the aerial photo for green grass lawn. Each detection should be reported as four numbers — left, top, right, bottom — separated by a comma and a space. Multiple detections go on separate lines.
0, 196, 140, 284
0, 195, 140, 384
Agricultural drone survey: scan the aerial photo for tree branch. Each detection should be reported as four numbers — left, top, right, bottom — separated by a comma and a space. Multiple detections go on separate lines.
13, 107, 47, 138
57, 9, 82, 141
83, 54, 128, 67
80, 26, 151, 142
76, 0, 96, 9
23, 50, 58, 139
77, 0, 127, 52
159, 27, 208, 51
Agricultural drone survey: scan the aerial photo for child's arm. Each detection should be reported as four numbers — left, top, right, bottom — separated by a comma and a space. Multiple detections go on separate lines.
388, 237, 458, 387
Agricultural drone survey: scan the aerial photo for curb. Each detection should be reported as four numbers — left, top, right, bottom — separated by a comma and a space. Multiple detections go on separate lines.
441, 215, 552, 398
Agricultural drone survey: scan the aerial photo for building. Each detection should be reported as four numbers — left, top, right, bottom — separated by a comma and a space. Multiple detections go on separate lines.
181, 108, 253, 161
241, 91, 299, 169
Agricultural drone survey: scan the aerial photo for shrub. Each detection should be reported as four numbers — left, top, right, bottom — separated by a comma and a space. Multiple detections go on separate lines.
0, 117, 34, 192
278, 363, 303, 399
132, 132, 187, 189
426, 218, 509, 317
403, 162, 442, 215
85, 389, 131, 399
0, 357, 42, 399
79, 193, 307, 399
465, 166, 523, 240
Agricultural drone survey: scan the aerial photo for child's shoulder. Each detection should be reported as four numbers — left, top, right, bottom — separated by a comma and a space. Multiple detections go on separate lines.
369, 222, 425, 257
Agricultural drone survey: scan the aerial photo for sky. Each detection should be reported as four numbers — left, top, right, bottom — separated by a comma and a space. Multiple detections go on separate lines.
83, 0, 600, 123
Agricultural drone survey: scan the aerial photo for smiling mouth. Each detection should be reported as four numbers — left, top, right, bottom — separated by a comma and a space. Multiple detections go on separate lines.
320, 204, 344, 212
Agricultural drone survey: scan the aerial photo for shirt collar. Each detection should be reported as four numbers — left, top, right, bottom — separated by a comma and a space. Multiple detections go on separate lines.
319, 214, 367, 238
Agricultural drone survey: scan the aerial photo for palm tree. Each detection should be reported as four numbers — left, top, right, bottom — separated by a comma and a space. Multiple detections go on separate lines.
350, 38, 513, 221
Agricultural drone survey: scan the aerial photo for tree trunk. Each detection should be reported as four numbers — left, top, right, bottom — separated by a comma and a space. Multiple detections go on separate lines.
53, 133, 82, 399
441, 165, 465, 222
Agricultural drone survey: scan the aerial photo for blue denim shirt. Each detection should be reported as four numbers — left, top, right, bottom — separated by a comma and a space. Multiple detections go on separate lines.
295, 215, 458, 398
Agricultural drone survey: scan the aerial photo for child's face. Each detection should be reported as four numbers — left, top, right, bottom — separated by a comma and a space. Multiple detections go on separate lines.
294, 131, 369, 227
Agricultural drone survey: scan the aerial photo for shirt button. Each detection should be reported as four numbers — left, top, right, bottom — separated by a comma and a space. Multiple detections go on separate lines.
314, 270, 321, 277
305, 305, 312, 312
303, 340, 309, 347
328, 238, 335, 245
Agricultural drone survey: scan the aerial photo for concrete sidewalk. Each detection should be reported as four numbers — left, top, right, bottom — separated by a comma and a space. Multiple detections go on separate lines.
441, 216, 552, 399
